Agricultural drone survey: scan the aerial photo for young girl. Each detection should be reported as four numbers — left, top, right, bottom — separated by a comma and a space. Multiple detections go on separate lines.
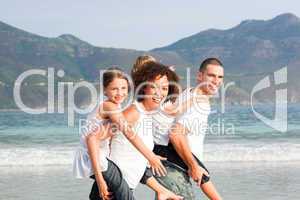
73, 67, 182, 200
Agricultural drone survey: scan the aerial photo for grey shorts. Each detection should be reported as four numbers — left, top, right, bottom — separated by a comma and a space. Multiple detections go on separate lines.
154, 160, 196, 200
89, 159, 135, 200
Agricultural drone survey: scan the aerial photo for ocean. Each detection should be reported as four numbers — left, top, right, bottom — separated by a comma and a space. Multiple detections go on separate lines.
0, 104, 300, 199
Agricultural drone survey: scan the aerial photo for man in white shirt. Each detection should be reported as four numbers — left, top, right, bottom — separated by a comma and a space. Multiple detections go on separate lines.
153, 58, 224, 200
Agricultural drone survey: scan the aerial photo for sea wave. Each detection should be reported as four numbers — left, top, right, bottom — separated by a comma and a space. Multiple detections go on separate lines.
0, 147, 75, 166
0, 141, 300, 166
204, 142, 300, 162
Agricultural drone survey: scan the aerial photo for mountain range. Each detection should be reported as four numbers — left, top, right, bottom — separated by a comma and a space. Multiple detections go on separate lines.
0, 13, 299, 109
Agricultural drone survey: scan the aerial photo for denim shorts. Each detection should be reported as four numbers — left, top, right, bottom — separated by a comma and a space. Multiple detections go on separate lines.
89, 159, 135, 200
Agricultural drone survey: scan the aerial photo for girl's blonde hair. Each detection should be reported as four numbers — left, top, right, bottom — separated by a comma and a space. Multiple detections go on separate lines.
131, 55, 156, 79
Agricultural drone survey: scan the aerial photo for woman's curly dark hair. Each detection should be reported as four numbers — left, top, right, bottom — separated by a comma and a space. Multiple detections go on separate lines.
133, 61, 180, 102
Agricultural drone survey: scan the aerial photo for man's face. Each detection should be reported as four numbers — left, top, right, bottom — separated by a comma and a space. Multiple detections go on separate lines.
197, 64, 224, 95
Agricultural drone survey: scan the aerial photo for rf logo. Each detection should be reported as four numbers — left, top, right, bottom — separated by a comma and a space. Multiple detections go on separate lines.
251, 67, 288, 132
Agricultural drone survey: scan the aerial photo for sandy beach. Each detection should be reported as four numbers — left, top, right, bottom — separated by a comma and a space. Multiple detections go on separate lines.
1, 162, 300, 200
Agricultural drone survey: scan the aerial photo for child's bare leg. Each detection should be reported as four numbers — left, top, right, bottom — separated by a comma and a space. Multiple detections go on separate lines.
200, 180, 222, 200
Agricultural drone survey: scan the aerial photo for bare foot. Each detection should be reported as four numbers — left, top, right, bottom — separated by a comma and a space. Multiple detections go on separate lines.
157, 190, 183, 200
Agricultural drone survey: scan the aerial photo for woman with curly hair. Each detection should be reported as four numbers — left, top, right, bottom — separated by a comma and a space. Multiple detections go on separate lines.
87, 62, 183, 200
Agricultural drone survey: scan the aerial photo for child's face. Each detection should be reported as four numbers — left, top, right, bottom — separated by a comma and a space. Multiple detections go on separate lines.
143, 75, 169, 108
104, 78, 128, 104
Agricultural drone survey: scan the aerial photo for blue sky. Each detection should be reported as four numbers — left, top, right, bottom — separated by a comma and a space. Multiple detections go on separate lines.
1, 0, 300, 50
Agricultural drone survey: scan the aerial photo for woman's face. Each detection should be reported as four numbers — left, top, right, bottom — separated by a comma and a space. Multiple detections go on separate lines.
104, 78, 128, 105
143, 75, 169, 109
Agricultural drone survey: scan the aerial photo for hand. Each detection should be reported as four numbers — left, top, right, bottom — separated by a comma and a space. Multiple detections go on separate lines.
149, 155, 167, 177
98, 179, 113, 200
157, 189, 183, 200
188, 165, 209, 187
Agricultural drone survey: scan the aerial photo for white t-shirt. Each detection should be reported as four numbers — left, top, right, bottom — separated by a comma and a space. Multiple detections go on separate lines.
109, 101, 154, 189
175, 88, 211, 161
152, 101, 175, 146
152, 88, 194, 146
73, 104, 110, 178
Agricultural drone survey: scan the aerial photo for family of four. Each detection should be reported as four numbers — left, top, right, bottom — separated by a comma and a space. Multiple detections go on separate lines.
73, 56, 224, 200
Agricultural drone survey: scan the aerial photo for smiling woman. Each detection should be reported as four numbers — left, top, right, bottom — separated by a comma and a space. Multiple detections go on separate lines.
103, 61, 181, 199
133, 61, 179, 104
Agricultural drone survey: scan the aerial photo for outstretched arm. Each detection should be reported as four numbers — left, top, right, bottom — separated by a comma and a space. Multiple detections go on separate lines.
86, 123, 112, 200
169, 122, 209, 187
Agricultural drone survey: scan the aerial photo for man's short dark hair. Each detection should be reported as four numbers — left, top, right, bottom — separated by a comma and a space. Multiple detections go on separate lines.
199, 57, 223, 72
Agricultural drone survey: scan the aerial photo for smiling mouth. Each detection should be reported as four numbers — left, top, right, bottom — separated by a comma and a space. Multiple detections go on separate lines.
114, 96, 123, 101
209, 85, 217, 91
207, 83, 218, 92
152, 96, 162, 104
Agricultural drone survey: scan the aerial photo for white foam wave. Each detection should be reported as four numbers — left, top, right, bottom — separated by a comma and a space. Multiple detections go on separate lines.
204, 142, 300, 162
0, 147, 75, 166
0, 142, 300, 166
